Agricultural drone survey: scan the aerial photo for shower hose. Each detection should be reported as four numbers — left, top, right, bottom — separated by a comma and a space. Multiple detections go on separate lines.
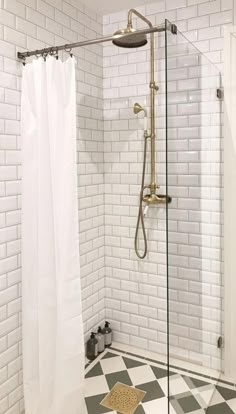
134, 134, 148, 259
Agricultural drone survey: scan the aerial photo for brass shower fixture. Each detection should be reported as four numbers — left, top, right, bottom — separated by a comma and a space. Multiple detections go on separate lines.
133, 102, 145, 115
112, 9, 151, 48
113, 9, 172, 259
114, 9, 165, 201
133, 101, 171, 207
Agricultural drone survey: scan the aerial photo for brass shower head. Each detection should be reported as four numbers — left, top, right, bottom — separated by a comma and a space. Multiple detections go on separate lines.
133, 102, 145, 115
112, 9, 152, 48
112, 26, 147, 48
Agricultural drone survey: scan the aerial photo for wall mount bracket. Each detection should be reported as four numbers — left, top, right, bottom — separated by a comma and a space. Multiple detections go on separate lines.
217, 336, 224, 349
171, 24, 178, 35
217, 88, 224, 100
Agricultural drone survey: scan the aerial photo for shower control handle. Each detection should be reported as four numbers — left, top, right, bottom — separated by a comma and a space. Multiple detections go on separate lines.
142, 193, 172, 205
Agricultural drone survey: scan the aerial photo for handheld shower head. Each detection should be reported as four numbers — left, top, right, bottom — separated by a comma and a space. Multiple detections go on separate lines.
133, 102, 147, 131
133, 102, 145, 115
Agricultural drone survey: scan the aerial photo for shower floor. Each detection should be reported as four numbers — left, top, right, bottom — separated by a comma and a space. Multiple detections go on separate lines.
84, 344, 236, 414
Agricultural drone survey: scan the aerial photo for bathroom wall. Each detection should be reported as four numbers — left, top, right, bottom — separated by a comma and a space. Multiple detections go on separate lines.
0, 0, 233, 411
0, 0, 104, 412
103, 0, 231, 370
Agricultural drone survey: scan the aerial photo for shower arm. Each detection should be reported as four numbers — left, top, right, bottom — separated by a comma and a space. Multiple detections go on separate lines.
128, 10, 158, 195
127, 9, 153, 30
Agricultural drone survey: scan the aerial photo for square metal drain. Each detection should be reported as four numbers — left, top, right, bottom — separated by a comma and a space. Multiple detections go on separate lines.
100, 382, 146, 414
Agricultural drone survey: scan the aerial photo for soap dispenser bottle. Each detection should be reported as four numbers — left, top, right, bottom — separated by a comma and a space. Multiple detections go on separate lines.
96, 326, 105, 353
102, 321, 112, 348
86, 332, 98, 361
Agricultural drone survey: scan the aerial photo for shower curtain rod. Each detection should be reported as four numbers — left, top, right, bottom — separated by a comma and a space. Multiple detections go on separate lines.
17, 24, 167, 60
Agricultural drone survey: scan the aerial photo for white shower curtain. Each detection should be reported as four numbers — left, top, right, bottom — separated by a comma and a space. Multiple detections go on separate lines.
21, 56, 85, 414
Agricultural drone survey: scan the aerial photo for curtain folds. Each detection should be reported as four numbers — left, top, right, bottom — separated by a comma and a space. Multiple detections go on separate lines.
21, 56, 85, 414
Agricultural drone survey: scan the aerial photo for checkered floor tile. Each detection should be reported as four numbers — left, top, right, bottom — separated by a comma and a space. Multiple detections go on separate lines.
84, 349, 236, 414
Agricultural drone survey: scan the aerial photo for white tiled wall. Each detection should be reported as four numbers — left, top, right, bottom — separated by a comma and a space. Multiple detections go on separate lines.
0, 0, 233, 411
103, 0, 230, 371
0, 1, 104, 412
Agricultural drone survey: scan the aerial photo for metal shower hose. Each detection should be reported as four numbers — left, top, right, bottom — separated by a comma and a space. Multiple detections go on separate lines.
134, 134, 148, 259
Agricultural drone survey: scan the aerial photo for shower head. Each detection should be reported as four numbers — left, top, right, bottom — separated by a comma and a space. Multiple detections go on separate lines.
112, 9, 152, 49
112, 27, 147, 48
134, 102, 147, 130
133, 102, 145, 115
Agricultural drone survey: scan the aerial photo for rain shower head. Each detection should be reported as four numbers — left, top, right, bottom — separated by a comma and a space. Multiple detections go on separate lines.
112, 27, 147, 48
112, 8, 152, 49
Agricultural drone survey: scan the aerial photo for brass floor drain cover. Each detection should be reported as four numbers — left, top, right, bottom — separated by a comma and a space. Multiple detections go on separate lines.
100, 382, 146, 414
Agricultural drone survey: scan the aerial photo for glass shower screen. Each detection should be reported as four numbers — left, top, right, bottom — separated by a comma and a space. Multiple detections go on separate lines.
165, 20, 223, 413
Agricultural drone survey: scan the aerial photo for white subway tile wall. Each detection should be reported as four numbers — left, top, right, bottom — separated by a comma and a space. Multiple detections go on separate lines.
103, 0, 229, 372
0, 0, 104, 412
0, 0, 232, 411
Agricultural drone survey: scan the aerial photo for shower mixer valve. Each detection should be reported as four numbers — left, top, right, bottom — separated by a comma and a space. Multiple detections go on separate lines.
142, 191, 172, 205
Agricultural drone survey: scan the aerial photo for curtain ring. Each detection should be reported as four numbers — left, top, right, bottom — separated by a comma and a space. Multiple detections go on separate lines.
34, 49, 41, 59
53, 49, 59, 60
65, 45, 73, 57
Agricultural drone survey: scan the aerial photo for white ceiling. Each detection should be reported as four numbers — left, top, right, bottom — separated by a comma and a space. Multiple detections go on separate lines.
80, 0, 152, 15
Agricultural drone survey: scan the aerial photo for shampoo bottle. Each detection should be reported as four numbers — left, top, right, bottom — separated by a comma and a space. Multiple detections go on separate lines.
102, 321, 112, 348
86, 332, 98, 361
96, 326, 105, 353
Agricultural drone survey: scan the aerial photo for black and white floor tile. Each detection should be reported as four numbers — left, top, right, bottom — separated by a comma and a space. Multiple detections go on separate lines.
84, 347, 236, 414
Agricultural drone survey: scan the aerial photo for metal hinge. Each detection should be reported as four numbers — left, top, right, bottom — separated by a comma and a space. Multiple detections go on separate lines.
216, 88, 224, 100
171, 24, 178, 35
217, 336, 224, 349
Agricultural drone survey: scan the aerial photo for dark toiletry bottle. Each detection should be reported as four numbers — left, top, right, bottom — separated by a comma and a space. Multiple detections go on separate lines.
96, 326, 105, 353
86, 332, 98, 361
102, 321, 112, 348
